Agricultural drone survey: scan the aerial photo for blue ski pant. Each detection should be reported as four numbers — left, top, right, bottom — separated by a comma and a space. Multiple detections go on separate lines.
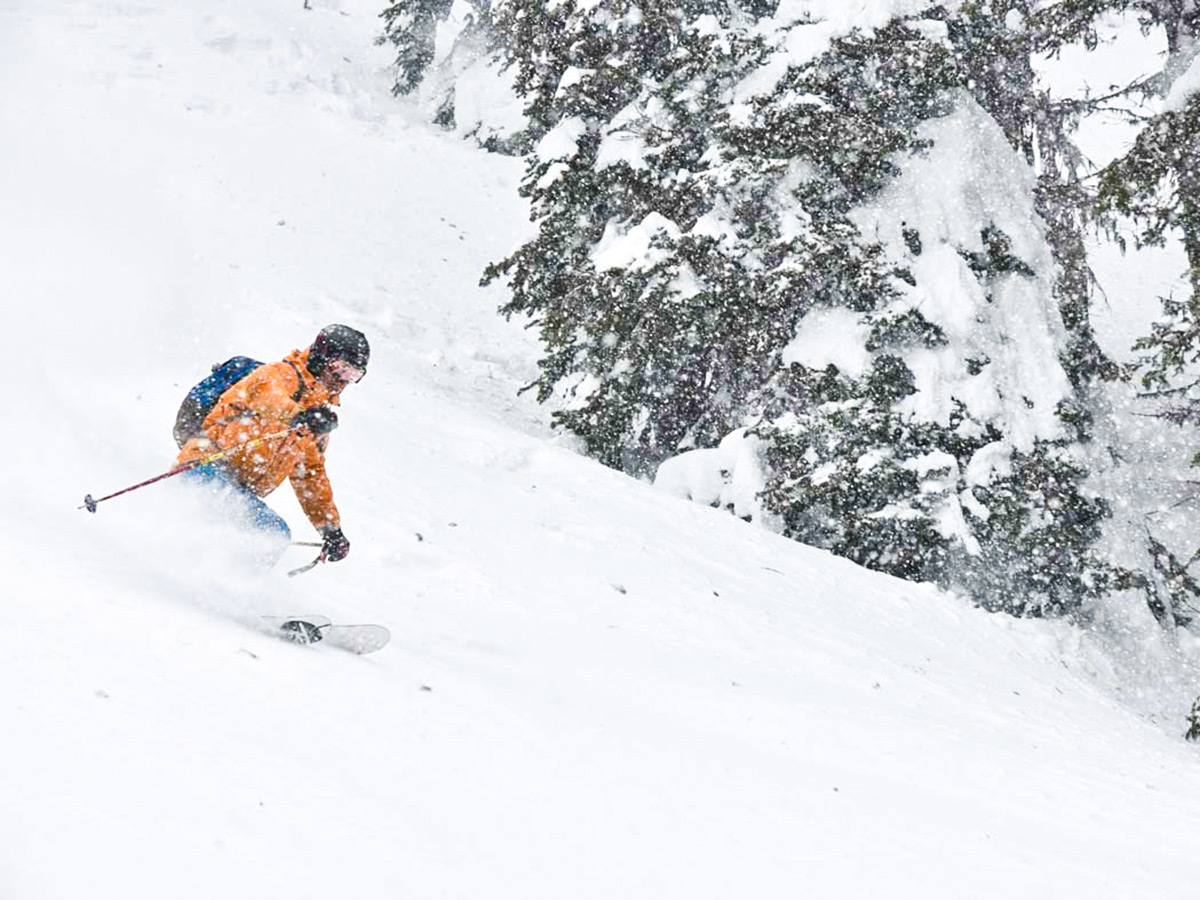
182, 463, 292, 552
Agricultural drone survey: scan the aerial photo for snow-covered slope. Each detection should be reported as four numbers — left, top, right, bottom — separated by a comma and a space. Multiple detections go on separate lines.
5, 2, 1200, 898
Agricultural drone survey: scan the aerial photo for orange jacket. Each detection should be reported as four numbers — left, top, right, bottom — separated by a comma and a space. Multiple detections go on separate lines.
176, 349, 343, 530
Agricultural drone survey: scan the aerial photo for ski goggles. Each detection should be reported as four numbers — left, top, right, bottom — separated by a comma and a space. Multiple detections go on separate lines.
328, 358, 366, 384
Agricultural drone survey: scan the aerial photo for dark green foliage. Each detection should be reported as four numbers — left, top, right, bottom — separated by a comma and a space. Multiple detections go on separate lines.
1103, 93, 1200, 571
722, 24, 957, 209
954, 448, 1110, 616
1020, 1, 1190, 57
865, 310, 948, 353
1076, 2, 1200, 389
757, 355, 1109, 613
1098, 95, 1200, 328
947, 1, 1038, 161
945, 1, 1128, 389
378, 0, 455, 95
484, 1, 1113, 616
1091, 8, 1200, 622
487, 10, 958, 474
1131, 295, 1200, 393
1187, 697, 1200, 741
379, 1, 532, 152
959, 226, 1037, 279
1139, 531, 1200, 627
1024, 0, 1125, 51
757, 364, 954, 584
1099, 97, 1200, 251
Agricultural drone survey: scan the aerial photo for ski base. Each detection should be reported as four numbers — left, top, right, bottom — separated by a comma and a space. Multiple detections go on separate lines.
260, 616, 390, 655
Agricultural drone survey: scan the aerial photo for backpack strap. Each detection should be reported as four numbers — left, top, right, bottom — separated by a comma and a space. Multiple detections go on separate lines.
286, 360, 307, 403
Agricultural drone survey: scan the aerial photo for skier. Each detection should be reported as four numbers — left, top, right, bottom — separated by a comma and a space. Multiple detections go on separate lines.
175, 324, 370, 567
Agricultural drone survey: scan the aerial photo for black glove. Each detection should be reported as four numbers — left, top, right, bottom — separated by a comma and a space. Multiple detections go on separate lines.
321, 526, 350, 562
292, 406, 338, 436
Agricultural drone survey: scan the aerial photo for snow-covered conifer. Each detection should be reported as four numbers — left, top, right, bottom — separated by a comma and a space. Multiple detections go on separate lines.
754, 89, 1110, 614
485, 2, 1121, 613
487, 0, 1113, 614
378, 0, 456, 95
488, 0, 780, 471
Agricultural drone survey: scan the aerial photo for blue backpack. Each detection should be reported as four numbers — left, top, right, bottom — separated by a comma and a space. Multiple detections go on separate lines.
172, 356, 264, 448
174, 355, 309, 447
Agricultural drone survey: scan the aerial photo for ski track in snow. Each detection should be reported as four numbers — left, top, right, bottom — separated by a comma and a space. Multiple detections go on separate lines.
4, 1, 1200, 898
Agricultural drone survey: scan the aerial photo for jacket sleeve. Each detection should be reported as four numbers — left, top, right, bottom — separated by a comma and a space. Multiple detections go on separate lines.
289, 436, 341, 531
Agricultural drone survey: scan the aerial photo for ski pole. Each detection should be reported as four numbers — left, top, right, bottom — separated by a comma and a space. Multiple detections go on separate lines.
80, 428, 299, 513
287, 550, 326, 578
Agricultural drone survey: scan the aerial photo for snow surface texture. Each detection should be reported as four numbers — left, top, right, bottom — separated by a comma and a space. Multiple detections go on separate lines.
4, 1, 1200, 898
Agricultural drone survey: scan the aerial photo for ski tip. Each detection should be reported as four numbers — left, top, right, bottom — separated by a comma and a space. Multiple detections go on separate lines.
326, 624, 391, 655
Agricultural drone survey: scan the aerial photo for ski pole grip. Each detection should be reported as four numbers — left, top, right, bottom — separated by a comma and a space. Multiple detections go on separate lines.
83, 494, 98, 513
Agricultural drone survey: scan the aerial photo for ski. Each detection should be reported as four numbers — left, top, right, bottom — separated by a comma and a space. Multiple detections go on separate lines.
260, 616, 390, 655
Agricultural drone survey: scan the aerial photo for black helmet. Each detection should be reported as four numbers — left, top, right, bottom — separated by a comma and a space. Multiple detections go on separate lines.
307, 324, 370, 377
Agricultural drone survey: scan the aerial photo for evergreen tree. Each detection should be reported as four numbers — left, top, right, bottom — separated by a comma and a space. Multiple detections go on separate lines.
1100, 92, 1200, 316
484, 2, 1115, 613
488, 0, 779, 473
1049, 3, 1200, 301
751, 96, 1111, 614
947, 1, 1134, 387
379, 1, 530, 152
1087, 2, 1200, 626
1186, 695, 1200, 740
378, 0, 456, 95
